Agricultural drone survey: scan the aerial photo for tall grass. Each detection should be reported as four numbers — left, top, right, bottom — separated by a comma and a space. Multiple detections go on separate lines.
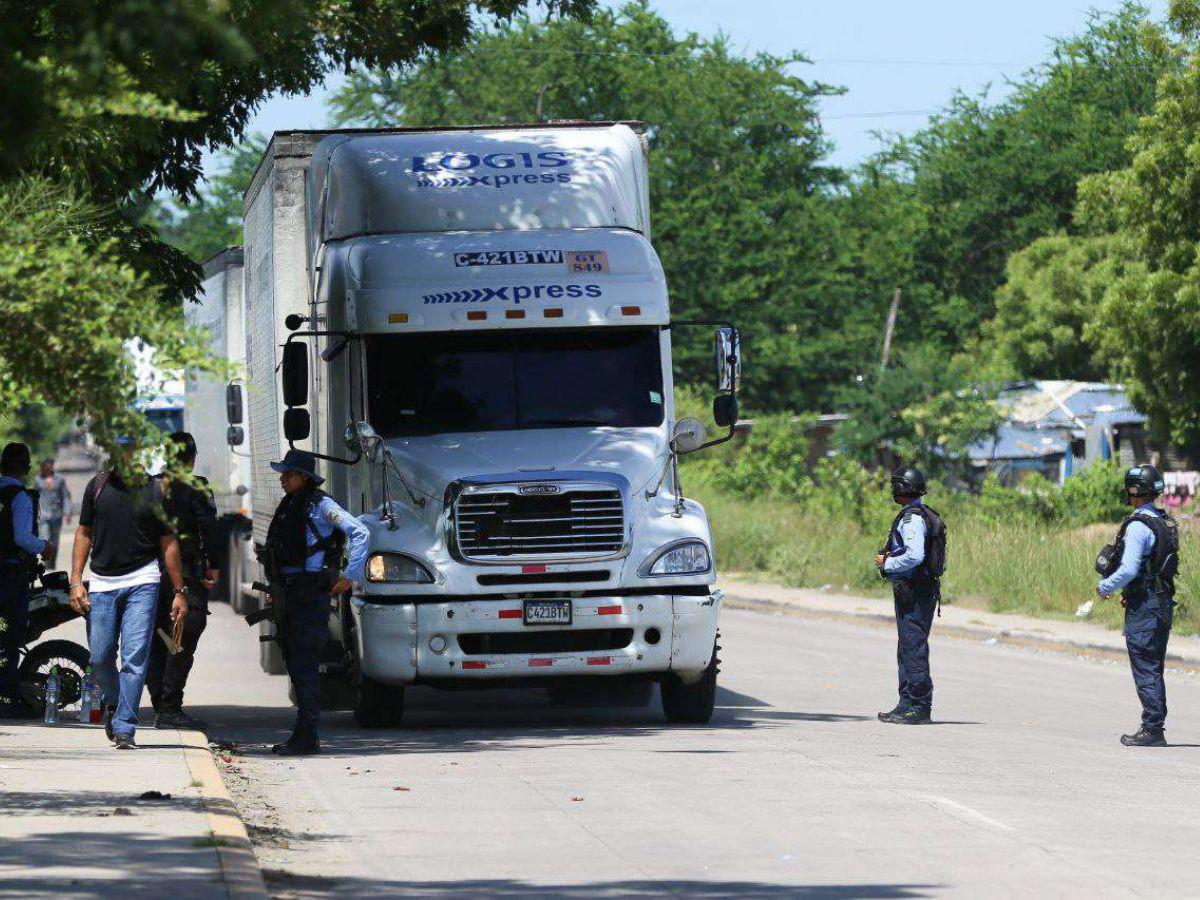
692, 476, 1200, 635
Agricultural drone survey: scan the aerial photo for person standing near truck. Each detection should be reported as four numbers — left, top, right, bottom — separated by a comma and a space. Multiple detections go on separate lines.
265, 450, 369, 756
1097, 464, 1179, 747
70, 461, 187, 749
874, 466, 947, 725
146, 433, 219, 731
0, 443, 50, 719
36, 458, 71, 569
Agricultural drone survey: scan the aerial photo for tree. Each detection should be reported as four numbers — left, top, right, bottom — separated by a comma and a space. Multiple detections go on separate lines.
888, 3, 1174, 349
330, 2, 847, 411
0, 0, 593, 460
1070, 1, 1200, 443
151, 136, 266, 263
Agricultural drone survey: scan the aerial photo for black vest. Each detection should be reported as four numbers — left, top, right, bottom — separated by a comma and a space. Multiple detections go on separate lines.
266, 488, 339, 568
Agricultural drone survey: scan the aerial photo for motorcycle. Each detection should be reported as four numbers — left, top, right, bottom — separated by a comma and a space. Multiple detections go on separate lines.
17, 570, 90, 713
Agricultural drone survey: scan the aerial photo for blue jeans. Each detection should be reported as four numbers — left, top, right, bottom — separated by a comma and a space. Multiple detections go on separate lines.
87, 582, 159, 737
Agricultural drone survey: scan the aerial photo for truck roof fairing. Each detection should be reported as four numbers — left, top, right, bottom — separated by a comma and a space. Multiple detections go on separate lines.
333, 228, 669, 332
304, 124, 650, 252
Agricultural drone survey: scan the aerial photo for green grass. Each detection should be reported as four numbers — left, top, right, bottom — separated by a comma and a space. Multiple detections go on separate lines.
694, 480, 1200, 635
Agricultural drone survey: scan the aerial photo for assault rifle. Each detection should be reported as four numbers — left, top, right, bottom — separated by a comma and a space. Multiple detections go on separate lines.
244, 541, 287, 648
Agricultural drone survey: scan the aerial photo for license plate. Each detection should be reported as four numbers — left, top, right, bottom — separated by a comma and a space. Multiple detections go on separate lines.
523, 599, 572, 626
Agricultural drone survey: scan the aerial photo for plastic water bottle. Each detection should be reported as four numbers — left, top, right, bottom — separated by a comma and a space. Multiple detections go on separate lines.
43, 666, 60, 725
78, 667, 96, 724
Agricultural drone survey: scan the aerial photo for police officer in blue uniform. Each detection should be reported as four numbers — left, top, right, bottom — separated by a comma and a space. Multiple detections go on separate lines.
875, 466, 945, 725
1098, 464, 1178, 747
0, 443, 50, 718
266, 450, 369, 756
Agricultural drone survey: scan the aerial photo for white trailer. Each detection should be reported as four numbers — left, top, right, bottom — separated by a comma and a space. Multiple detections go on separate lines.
238, 124, 741, 724
183, 248, 254, 610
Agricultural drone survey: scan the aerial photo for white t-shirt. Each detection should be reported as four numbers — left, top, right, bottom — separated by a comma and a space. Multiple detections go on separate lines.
88, 558, 161, 594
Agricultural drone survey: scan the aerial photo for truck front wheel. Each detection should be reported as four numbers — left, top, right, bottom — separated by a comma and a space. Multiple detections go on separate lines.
353, 677, 405, 728
660, 637, 719, 724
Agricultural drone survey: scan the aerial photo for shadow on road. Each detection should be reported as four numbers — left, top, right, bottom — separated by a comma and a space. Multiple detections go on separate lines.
190, 684, 876, 757
264, 872, 941, 899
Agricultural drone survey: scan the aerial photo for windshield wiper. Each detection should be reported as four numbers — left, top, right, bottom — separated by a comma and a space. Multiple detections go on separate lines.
521, 417, 612, 428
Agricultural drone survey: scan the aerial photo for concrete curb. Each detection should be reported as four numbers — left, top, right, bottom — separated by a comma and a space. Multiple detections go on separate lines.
178, 729, 269, 900
723, 592, 1200, 673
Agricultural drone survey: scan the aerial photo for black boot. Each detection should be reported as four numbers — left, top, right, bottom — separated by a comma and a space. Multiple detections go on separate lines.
102, 705, 118, 741
272, 729, 320, 756
155, 709, 208, 731
879, 707, 931, 725
1121, 727, 1166, 747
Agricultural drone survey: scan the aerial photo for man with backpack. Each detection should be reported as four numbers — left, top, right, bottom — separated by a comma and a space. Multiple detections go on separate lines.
1097, 464, 1179, 748
0, 443, 51, 719
874, 465, 947, 725
69, 461, 186, 749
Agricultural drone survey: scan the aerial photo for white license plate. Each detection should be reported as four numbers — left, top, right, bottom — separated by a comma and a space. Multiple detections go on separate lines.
523, 599, 572, 626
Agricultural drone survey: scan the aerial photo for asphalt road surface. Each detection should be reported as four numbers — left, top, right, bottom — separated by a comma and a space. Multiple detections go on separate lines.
169, 595, 1200, 900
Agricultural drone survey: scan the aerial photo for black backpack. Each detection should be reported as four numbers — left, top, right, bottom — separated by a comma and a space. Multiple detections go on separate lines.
887, 503, 948, 579
1096, 509, 1179, 593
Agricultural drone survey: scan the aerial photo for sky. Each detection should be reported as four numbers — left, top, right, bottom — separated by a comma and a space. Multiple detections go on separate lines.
206, 0, 1168, 178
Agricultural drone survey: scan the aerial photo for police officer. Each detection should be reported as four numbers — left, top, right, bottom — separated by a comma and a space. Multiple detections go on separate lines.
1098, 464, 1177, 747
146, 432, 219, 730
874, 466, 945, 725
0, 443, 50, 719
266, 450, 368, 756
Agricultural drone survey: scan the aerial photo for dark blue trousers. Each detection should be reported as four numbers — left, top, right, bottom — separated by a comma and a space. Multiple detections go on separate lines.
893, 577, 938, 712
0, 568, 30, 704
281, 573, 331, 734
1124, 587, 1173, 731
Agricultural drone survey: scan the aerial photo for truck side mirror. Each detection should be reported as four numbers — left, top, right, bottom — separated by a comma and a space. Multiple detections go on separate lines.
715, 326, 741, 392
283, 407, 311, 442
226, 425, 245, 447
713, 395, 739, 429
225, 382, 244, 425
281, 342, 309, 407
673, 418, 707, 453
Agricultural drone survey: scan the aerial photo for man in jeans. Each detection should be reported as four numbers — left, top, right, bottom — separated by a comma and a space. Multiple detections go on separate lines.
36, 459, 71, 569
70, 463, 186, 749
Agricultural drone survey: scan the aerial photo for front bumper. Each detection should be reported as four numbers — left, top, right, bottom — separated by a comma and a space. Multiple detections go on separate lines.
350, 592, 722, 686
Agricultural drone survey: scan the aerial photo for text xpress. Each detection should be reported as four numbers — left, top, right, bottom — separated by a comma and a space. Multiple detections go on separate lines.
422, 284, 603, 305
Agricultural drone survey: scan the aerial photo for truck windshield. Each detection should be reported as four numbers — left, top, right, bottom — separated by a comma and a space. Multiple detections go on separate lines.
365, 327, 665, 436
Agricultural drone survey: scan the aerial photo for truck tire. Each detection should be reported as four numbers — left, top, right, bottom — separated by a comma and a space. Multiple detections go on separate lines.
661, 636, 719, 725
226, 526, 247, 613
353, 678, 405, 728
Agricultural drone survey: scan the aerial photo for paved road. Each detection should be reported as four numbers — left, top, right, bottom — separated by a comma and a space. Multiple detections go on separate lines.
178, 596, 1200, 899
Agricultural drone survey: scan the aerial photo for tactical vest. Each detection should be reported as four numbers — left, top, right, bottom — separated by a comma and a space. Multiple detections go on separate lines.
0, 484, 38, 561
886, 503, 947, 579
266, 489, 345, 572
1097, 508, 1179, 596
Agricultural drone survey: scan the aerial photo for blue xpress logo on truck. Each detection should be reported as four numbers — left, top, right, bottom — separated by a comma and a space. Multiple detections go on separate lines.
411, 151, 574, 190
422, 284, 603, 305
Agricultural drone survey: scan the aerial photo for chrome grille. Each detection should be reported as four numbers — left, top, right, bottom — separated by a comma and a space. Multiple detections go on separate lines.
455, 485, 625, 559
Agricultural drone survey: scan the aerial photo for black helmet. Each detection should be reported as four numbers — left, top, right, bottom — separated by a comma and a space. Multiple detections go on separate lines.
891, 466, 927, 499
1125, 464, 1164, 499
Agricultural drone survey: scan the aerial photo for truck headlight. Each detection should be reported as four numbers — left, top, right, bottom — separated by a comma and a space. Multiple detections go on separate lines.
366, 553, 435, 584
640, 541, 711, 577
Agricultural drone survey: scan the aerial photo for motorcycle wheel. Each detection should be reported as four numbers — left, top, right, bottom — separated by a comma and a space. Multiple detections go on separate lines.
19, 639, 90, 712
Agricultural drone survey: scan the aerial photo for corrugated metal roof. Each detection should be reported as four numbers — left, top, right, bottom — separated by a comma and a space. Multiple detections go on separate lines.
968, 424, 1069, 461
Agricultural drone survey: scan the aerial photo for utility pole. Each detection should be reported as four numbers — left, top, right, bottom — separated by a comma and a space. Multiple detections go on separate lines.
880, 286, 901, 370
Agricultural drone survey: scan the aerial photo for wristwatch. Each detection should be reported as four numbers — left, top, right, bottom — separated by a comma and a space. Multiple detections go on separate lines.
173, 585, 188, 597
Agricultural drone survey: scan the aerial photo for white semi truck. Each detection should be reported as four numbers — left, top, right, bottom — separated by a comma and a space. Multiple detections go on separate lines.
229, 123, 741, 725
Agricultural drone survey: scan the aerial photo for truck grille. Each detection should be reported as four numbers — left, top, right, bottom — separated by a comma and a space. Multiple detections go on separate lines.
455, 486, 625, 560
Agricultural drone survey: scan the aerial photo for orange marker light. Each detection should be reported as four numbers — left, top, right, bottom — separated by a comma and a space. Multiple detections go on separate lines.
621, 306, 641, 316
387, 313, 409, 324
505, 309, 526, 319
543, 308, 564, 319
466, 311, 487, 321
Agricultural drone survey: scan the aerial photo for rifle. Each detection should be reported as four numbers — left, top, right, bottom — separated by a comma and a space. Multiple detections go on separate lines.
244, 541, 287, 649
